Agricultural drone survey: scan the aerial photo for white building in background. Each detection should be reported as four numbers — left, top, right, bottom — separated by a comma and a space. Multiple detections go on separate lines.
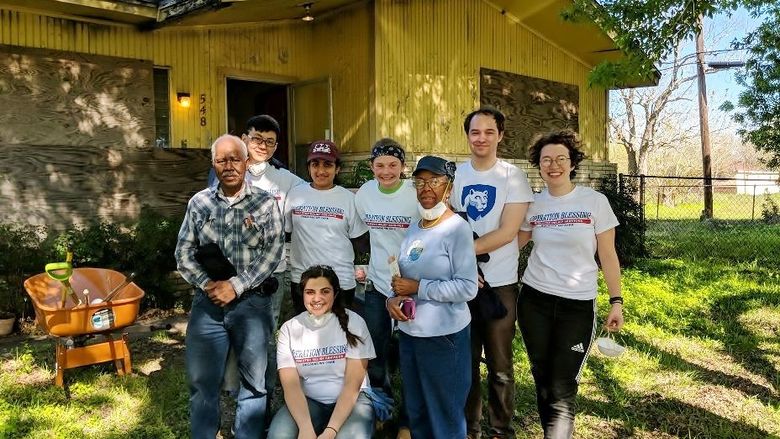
734, 170, 780, 194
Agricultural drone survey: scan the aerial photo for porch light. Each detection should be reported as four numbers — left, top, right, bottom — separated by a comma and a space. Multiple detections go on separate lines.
301, 3, 314, 22
176, 92, 191, 108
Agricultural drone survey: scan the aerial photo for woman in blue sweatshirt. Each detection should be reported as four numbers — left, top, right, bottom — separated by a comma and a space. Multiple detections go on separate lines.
387, 155, 478, 439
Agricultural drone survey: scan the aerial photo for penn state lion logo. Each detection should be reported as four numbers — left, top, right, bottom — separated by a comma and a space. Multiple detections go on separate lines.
462, 185, 496, 221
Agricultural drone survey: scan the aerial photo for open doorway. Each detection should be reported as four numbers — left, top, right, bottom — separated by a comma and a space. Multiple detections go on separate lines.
226, 79, 290, 167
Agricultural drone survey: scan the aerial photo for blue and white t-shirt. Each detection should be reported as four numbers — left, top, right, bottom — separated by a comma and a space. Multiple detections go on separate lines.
521, 185, 619, 300
451, 159, 534, 287
276, 310, 375, 404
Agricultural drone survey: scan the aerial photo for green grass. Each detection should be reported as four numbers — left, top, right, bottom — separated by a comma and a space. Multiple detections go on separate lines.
1, 225, 779, 438
645, 191, 780, 221
0, 332, 188, 438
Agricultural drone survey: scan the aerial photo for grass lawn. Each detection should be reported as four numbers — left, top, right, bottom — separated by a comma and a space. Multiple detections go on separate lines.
644, 191, 780, 221
1, 228, 779, 437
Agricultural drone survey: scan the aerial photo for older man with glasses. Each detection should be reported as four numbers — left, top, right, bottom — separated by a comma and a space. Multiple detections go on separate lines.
176, 134, 284, 438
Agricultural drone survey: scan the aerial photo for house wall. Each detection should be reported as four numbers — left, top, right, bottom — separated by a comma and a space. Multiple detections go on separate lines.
0, 4, 373, 153
372, 0, 608, 161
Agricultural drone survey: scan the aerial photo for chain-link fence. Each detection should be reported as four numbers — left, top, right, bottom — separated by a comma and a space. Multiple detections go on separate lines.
619, 174, 780, 263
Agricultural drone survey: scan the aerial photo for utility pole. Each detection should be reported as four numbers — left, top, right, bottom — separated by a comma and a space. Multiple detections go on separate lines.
696, 15, 714, 220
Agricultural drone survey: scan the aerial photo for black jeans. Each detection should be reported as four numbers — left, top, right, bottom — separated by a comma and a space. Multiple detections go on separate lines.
465, 283, 519, 438
517, 284, 596, 439
290, 282, 355, 314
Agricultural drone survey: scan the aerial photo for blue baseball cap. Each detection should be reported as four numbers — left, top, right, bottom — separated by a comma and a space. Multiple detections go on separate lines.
413, 156, 456, 180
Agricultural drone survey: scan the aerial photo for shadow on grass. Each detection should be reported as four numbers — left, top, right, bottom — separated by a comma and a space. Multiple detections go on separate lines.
580, 358, 778, 438
619, 331, 778, 408
703, 290, 780, 393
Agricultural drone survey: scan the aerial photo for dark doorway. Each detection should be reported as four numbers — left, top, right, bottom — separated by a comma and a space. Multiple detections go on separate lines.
226, 79, 290, 167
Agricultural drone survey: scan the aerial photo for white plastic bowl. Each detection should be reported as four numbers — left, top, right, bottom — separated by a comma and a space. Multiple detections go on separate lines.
596, 337, 626, 357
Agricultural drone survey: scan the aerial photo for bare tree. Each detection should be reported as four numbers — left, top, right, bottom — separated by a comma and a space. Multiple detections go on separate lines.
610, 44, 700, 175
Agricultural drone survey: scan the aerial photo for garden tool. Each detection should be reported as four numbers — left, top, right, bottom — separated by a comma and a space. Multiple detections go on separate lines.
101, 272, 136, 303
45, 252, 82, 309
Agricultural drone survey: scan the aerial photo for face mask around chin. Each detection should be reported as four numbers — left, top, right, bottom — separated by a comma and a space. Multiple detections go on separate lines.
305, 311, 334, 328
247, 161, 268, 176
418, 201, 447, 221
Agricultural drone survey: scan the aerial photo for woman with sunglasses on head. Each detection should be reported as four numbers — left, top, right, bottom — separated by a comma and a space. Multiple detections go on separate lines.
387, 156, 478, 439
268, 265, 376, 439
518, 130, 624, 439
285, 140, 369, 314
354, 138, 418, 439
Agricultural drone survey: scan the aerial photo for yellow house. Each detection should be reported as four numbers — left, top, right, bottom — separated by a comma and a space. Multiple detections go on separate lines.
0, 0, 649, 224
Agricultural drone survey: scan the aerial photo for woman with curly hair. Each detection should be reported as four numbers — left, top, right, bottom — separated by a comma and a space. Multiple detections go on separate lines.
518, 130, 625, 439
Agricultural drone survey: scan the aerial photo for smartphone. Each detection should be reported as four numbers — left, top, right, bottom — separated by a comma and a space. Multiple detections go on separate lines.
400, 299, 416, 320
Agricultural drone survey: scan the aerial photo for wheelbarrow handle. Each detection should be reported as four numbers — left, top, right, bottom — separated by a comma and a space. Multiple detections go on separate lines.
45, 262, 73, 281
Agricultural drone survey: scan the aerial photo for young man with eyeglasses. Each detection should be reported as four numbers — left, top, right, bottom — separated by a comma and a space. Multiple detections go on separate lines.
241, 115, 305, 329
176, 134, 284, 439
451, 106, 534, 439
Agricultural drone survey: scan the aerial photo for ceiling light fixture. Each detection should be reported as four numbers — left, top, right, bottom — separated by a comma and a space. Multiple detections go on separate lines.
301, 3, 314, 22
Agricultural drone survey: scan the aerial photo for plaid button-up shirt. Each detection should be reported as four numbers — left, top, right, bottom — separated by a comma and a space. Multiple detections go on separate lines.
175, 183, 284, 296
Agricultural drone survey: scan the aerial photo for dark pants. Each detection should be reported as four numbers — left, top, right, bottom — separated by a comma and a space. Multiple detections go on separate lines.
400, 326, 471, 439
465, 283, 518, 438
517, 284, 596, 439
291, 282, 355, 314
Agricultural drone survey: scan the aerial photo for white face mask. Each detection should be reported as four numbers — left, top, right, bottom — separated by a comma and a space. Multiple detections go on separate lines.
247, 161, 268, 177
418, 200, 447, 221
305, 310, 334, 328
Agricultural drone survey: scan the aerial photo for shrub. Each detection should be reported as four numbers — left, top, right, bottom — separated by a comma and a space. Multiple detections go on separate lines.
0, 224, 54, 318
338, 159, 374, 188
761, 194, 780, 224
600, 175, 647, 266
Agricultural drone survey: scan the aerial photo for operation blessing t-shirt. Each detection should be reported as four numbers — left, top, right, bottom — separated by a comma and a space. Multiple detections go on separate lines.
276, 309, 375, 404
355, 179, 419, 297
285, 184, 368, 289
521, 186, 619, 300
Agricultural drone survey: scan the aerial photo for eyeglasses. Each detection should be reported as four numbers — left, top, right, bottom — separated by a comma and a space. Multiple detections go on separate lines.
245, 135, 278, 148
214, 157, 244, 167
540, 156, 571, 167
412, 177, 449, 190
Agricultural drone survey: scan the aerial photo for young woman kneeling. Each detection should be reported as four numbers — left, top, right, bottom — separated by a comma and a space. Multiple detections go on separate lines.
268, 265, 376, 439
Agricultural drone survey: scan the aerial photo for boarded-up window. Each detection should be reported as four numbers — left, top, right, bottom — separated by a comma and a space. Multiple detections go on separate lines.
0, 44, 154, 149
480, 68, 579, 160
153, 68, 171, 148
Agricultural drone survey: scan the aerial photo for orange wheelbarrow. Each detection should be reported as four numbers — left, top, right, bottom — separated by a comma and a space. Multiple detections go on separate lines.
23, 267, 144, 387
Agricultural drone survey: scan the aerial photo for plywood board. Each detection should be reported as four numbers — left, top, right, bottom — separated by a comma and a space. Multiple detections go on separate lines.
0, 144, 212, 226
0, 44, 155, 149
480, 68, 579, 160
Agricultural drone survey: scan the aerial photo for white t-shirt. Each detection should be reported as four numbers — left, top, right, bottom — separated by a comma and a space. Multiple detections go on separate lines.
451, 159, 534, 286
246, 166, 305, 273
354, 180, 419, 297
521, 186, 619, 300
276, 310, 375, 404
285, 184, 369, 289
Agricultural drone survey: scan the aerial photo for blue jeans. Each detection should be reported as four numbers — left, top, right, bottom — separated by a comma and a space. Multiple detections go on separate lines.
399, 325, 471, 439
186, 290, 273, 439
267, 392, 374, 438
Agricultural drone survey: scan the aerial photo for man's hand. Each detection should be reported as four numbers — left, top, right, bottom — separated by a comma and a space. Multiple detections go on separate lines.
205, 280, 237, 307
390, 276, 419, 296
605, 303, 624, 332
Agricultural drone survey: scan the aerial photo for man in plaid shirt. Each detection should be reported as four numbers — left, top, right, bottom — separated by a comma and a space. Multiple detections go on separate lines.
175, 134, 284, 439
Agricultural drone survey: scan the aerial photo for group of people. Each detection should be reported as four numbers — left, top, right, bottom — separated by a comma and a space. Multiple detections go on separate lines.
174, 106, 625, 439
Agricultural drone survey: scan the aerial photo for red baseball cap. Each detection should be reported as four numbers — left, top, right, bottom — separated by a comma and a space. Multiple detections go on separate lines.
307, 140, 340, 163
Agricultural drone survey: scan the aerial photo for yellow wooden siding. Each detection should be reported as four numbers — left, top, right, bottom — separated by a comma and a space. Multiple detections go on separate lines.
374, 0, 608, 160
0, 4, 372, 152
